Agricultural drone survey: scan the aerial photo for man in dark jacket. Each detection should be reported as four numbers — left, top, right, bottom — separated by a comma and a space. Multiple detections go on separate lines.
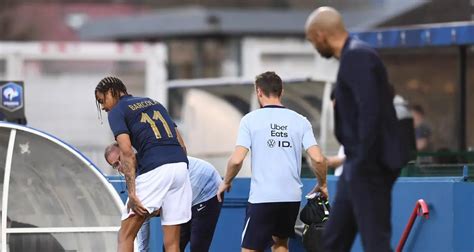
305, 7, 408, 252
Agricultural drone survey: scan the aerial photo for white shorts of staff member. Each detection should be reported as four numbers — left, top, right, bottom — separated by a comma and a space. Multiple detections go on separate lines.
121, 162, 192, 225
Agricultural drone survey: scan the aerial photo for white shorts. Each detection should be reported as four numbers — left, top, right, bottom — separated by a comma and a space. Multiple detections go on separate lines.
121, 162, 192, 225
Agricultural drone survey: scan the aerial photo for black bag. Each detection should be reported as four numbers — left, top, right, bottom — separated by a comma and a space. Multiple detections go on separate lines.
300, 193, 330, 252
300, 193, 330, 225
302, 224, 325, 252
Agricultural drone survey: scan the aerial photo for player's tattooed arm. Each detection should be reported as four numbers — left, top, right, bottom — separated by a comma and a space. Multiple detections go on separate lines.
121, 153, 137, 196
116, 133, 148, 215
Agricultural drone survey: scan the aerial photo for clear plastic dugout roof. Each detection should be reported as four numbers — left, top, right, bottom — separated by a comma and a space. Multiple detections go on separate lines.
0, 122, 122, 252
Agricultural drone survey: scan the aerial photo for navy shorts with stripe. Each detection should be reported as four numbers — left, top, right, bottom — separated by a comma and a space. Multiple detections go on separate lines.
241, 202, 300, 250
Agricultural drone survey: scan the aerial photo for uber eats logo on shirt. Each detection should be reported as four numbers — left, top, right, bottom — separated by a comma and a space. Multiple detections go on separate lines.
268, 123, 292, 148
271, 123, 288, 137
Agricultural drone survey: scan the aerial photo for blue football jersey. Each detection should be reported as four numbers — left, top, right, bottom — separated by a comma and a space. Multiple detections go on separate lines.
108, 95, 187, 175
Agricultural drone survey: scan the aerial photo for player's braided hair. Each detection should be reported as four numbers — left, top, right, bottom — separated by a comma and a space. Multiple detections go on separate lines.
95, 76, 129, 122
95, 76, 128, 99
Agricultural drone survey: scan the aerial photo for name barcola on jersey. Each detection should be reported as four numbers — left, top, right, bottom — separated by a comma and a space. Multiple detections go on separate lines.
267, 123, 292, 148
128, 99, 160, 111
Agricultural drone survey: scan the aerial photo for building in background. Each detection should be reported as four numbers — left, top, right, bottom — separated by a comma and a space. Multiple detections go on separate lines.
0, 2, 149, 41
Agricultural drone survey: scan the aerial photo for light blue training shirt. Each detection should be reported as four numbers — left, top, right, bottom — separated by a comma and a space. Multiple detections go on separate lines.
188, 156, 222, 206
236, 105, 318, 203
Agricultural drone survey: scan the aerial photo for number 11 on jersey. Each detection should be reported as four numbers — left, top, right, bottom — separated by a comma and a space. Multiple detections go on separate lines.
140, 110, 173, 139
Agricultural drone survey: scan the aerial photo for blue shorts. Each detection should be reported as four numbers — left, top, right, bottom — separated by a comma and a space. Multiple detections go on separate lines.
241, 202, 300, 250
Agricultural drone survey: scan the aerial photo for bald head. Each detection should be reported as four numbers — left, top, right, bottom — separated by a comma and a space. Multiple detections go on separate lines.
104, 143, 119, 161
305, 7, 346, 35
305, 7, 348, 59
104, 143, 121, 171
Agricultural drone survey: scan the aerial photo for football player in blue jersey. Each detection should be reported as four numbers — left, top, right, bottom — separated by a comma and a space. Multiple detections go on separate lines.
95, 76, 191, 252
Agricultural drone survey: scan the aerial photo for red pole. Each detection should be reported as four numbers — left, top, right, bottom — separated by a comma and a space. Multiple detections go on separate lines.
396, 199, 430, 252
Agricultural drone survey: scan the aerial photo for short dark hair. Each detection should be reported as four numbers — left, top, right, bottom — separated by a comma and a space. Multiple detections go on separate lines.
255, 71, 283, 97
411, 104, 425, 115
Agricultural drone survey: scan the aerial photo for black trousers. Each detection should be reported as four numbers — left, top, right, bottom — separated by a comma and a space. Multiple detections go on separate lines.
323, 173, 397, 252
180, 195, 223, 252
